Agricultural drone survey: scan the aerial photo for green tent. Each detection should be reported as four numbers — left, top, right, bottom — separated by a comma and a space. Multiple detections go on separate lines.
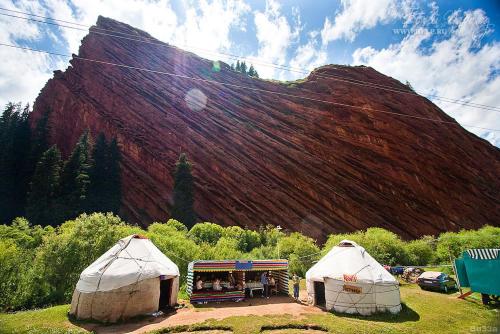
454, 249, 500, 296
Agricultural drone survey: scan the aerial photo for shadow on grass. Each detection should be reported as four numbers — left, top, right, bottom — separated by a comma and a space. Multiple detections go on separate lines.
154, 324, 233, 333
192, 295, 295, 310
260, 324, 328, 332
330, 303, 420, 323
68, 307, 178, 333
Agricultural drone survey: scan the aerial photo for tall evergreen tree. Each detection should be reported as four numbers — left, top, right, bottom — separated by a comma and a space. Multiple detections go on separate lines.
87, 133, 107, 213
248, 64, 259, 78
0, 103, 31, 223
171, 153, 196, 228
27, 109, 51, 178
26, 146, 62, 226
87, 134, 122, 214
235, 60, 241, 72
57, 131, 91, 222
240, 61, 247, 75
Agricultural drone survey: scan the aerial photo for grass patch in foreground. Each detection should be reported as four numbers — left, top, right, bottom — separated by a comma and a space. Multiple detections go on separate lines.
156, 284, 499, 334
0, 305, 86, 334
1, 285, 498, 334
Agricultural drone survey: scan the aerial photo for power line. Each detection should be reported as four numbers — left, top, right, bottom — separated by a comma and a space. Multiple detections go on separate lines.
1, 42, 499, 133
1, 8, 500, 113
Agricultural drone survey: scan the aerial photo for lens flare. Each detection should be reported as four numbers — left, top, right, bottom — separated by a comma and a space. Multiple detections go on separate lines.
185, 88, 207, 112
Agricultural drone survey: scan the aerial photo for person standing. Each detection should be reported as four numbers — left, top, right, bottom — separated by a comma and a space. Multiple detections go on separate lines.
292, 273, 300, 301
261, 271, 269, 298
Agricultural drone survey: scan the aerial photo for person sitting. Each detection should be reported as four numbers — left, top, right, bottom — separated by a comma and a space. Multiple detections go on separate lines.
269, 274, 277, 296
228, 273, 236, 288
195, 276, 204, 291
213, 277, 222, 291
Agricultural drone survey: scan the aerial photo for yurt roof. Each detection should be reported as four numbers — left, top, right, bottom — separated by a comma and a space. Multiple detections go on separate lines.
76, 234, 179, 293
306, 239, 397, 284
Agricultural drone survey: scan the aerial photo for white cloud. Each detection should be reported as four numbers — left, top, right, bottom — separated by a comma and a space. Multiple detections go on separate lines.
0, 0, 251, 107
288, 31, 327, 80
321, 0, 399, 44
0, 0, 64, 108
253, 0, 300, 78
352, 9, 500, 147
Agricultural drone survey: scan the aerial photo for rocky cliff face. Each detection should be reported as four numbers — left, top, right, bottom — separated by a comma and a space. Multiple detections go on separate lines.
31, 16, 500, 240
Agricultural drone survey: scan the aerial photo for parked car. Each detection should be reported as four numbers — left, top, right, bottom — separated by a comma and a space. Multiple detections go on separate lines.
417, 271, 457, 292
390, 266, 404, 276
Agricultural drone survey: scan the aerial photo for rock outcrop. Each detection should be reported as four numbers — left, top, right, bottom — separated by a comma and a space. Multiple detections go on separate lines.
31, 17, 500, 240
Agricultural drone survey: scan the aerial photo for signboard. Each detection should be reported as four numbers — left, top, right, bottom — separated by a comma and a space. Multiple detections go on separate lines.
343, 284, 362, 294
235, 260, 253, 270
343, 274, 357, 282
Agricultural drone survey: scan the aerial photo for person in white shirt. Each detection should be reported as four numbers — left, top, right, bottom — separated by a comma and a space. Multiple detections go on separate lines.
196, 276, 203, 290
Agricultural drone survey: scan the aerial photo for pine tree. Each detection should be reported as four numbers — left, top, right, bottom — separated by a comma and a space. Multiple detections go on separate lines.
171, 153, 196, 228
0, 103, 31, 223
248, 64, 259, 78
235, 60, 241, 73
87, 133, 107, 213
240, 61, 247, 75
88, 134, 122, 214
26, 146, 62, 226
57, 131, 91, 222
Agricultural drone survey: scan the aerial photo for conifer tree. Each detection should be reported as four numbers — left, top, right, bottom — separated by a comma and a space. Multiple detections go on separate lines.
87, 134, 122, 214
0, 103, 31, 223
87, 133, 107, 213
57, 131, 91, 222
171, 153, 196, 228
26, 146, 62, 226
235, 60, 241, 72
240, 61, 247, 75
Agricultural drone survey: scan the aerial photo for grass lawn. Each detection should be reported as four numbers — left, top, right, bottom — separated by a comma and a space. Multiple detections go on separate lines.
1, 283, 498, 334
0, 304, 86, 334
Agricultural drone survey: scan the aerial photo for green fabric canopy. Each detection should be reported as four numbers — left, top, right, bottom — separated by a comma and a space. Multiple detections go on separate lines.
454, 250, 500, 296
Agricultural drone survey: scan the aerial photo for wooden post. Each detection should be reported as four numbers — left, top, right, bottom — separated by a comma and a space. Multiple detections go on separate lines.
449, 246, 463, 296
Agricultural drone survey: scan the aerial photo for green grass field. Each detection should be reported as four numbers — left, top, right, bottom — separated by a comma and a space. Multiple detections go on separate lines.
1, 283, 498, 334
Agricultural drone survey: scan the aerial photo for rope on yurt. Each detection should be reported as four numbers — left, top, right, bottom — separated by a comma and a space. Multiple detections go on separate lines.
89, 237, 134, 319
119, 241, 154, 320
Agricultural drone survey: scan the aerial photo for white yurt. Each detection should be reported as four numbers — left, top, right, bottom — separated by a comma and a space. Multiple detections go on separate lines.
306, 239, 401, 315
70, 234, 180, 322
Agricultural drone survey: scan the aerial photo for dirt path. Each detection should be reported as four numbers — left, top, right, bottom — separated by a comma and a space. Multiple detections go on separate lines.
82, 296, 323, 334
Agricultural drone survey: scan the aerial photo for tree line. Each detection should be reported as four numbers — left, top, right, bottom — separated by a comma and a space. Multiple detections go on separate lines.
0, 103, 122, 227
231, 60, 259, 78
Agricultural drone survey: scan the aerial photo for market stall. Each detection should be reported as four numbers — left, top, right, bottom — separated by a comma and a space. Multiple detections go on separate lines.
187, 259, 289, 303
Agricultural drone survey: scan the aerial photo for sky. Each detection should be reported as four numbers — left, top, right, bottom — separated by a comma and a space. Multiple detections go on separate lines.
0, 0, 499, 147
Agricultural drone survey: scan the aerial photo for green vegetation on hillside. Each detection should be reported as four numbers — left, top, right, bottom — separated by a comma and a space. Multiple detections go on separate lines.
171, 153, 197, 229
0, 212, 498, 312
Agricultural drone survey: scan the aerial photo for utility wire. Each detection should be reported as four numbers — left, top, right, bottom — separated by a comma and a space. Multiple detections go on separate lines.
1, 8, 500, 113
1, 42, 499, 132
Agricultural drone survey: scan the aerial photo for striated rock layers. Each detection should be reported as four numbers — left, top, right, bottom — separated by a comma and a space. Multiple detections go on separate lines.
30, 17, 500, 241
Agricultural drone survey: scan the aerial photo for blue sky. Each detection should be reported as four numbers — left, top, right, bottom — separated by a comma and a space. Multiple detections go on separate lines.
0, 0, 499, 146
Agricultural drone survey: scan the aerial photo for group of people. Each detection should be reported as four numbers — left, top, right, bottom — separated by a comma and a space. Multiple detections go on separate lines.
195, 273, 243, 292
194, 271, 301, 301
259, 271, 276, 298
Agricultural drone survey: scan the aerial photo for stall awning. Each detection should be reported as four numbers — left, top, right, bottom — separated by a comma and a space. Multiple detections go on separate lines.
191, 259, 288, 272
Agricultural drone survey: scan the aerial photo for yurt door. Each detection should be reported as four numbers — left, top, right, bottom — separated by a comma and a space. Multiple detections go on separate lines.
314, 281, 326, 306
159, 279, 172, 309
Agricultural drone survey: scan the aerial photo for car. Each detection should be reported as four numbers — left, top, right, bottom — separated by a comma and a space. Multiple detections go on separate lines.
416, 271, 457, 292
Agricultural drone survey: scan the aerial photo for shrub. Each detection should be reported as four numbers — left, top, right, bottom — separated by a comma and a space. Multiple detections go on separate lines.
188, 222, 224, 245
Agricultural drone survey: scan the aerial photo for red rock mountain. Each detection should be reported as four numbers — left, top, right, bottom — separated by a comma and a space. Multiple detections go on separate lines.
31, 17, 500, 241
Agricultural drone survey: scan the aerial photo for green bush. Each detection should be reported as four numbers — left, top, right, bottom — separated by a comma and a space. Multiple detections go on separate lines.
188, 222, 224, 245
323, 228, 409, 266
